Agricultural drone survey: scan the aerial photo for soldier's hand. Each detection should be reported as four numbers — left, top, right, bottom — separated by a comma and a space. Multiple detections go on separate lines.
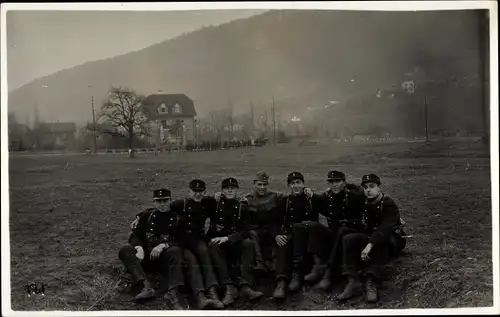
214, 192, 222, 201
211, 237, 229, 244
150, 243, 167, 260
275, 235, 288, 247
134, 246, 145, 260
361, 243, 373, 262
130, 217, 140, 229
304, 187, 314, 198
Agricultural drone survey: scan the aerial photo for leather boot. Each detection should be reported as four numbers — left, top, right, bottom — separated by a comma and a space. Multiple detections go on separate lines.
365, 277, 379, 303
317, 268, 333, 291
134, 279, 155, 301
272, 279, 287, 300
337, 276, 359, 301
221, 284, 239, 307
164, 287, 184, 310
305, 264, 326, 284
196, 291, 216, 310
206, 286, 224, 309
288, 272, 302, 292
240, 285, 264, 302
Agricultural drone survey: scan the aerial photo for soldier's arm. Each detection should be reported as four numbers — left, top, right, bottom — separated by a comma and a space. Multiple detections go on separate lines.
269, 196, 286, 237
369, 197, 401, 247
128, 211, 150, 247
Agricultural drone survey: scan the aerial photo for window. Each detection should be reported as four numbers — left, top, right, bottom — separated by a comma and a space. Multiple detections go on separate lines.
173, 103, 182, 114
159, 103, 168, 114
161, 120, 167, 129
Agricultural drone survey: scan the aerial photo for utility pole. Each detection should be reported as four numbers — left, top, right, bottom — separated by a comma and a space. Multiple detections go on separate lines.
271, 94, 276, 145
424, 92, 429, 142
92, 95, 97, 154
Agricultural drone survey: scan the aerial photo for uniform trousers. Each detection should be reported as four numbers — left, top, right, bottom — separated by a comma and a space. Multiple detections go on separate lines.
342, 233, 388, 280
274, 234, 294, 281
249, 227, 274, 264
308, 224, 360, 270
118, 245, 184, 291
184, 239, 219, 290
208, 238, 255, 288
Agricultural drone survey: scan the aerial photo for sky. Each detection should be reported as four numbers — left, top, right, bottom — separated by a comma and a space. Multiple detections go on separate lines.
6, 9, 266, 91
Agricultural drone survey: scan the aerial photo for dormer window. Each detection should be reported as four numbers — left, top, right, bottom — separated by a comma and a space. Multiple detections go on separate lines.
159, 103, 168, 114
173, 103, 182, 114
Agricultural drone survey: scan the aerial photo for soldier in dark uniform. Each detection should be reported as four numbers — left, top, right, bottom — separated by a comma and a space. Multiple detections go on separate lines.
117, 189, 190, 309
337, 174, 402, 303
271, 172, 320, 300
170, 179, 224, 309
305, 171, 365, 291
206, 177, 264, 306
244, 171, 283, 274
243, 171, 315, 274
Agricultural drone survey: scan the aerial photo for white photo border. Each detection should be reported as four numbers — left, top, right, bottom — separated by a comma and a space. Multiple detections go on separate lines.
1, 1, 498, 316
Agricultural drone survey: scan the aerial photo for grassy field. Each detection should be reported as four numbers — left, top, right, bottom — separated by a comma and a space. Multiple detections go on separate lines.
8, 139, 493, 311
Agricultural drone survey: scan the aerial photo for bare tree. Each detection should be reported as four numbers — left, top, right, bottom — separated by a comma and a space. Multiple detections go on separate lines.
259, 109, 271, 135
98, 86, 149, 157
208, 109, 230, 143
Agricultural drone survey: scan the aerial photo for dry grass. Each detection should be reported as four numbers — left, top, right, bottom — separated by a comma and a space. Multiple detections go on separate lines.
8, 139, 493, 311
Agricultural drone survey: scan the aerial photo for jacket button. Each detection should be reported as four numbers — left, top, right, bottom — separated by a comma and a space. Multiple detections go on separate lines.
151, 222, 154, 225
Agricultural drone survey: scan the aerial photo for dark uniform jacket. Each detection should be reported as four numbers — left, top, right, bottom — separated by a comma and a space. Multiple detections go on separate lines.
315, 185, 365, 232
129, 207, 183, 252
170, 197, 214, 246
270, 192, 320, 237
362, 194, 401, 248
205, 197, 251, 244
244, 191, 283, 230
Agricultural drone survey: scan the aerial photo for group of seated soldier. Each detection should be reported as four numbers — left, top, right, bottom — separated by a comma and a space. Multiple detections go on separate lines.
119, 170, 407, 310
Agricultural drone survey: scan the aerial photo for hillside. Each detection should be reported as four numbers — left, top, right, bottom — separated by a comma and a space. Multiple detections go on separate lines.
8, 9, 488, 135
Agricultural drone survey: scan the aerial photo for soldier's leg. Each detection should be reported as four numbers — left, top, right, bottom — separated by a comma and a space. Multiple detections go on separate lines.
193, 240, 219, 290
317, 226, 357, 290
289, 223, 309, 291
272, 235, 293, 299
328, 227, 359, 272
363, 242, 389, 303
305, 223, 333, 284
118, 245, 147, 285
154, 246, 185, 309
207, 241, 232, 286
236, 239, 264, 301
337, 233, 369, 301
208, 241, 239, 306
118, 245, 155, 300
184, 248, 222, 309
249, 229, 266, 272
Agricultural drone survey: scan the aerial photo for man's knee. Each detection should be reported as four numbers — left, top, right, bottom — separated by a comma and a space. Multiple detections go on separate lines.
162, 245, 183, 261
342, 233, 362, 248
241, 238, 254, 250
196, 241, 209, 254
118, 245, 136, 260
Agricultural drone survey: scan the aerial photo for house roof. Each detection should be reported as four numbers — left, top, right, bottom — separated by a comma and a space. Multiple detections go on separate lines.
39, 122, 77, 133
142, 94, 197, 118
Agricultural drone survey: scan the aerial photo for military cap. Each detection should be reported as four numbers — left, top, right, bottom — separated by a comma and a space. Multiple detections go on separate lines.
287, 172, 304, 184
254, 171, 270, 183
327, 170, 346, 181
189, 179, 206, 191
361, 173, 381, 186
222, 177, 239, 189
153, 188, 171, 200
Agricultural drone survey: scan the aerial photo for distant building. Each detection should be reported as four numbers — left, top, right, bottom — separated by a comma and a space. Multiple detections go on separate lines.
8, 123, 30, 151
141, 94, 197, 147
38, 122, 77, 148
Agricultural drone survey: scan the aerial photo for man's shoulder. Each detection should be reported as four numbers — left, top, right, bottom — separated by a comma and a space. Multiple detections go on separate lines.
138, 208, 156, 219
346, 183, 365, 196
382, 195, 398, 207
